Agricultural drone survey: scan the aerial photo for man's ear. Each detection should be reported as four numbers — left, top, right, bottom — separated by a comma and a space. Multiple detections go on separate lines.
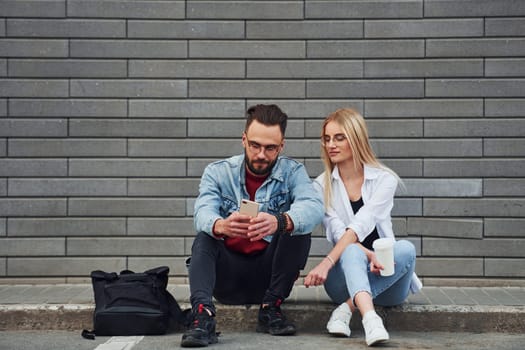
241, 132, 247, 148
280, 139, 285, 152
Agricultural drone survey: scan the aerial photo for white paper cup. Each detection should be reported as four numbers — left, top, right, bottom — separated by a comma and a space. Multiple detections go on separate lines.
373, 238, 395, 276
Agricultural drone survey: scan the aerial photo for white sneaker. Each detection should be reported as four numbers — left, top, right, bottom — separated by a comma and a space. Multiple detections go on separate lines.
362, 311, 389, 346
326, 302, 351, 337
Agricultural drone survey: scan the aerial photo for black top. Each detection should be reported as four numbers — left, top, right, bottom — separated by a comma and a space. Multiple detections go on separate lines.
350, 197, 379, 250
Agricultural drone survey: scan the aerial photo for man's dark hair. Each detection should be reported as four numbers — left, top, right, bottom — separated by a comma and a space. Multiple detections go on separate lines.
245, 104, 287, 136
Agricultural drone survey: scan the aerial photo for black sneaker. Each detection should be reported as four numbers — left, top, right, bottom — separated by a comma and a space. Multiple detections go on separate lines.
181, 304, 218, 347
256, 299, 296, 336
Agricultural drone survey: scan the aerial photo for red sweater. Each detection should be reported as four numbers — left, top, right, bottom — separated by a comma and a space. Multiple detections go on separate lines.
223, 170, 269, 254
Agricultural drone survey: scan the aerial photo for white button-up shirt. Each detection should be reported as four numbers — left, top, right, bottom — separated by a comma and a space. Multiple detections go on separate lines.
315, 164, 422, 293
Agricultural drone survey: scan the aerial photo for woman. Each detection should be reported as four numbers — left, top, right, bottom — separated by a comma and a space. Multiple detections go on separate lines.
304, 108, 422, 346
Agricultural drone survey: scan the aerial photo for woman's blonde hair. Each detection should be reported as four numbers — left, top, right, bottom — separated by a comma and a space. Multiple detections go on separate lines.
320, 108, 401, 208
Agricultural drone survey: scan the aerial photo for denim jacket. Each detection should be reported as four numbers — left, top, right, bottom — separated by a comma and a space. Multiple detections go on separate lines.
194, 154, 324, 242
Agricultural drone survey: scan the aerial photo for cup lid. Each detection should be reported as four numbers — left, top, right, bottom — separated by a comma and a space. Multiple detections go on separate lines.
372, 237, 394, 249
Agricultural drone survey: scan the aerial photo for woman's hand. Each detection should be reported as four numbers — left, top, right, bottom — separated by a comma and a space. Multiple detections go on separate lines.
368, 251, 384, 275
304, 258, 333, 287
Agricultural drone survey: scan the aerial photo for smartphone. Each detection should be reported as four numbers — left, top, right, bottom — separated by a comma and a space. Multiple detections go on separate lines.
239, 199, 259, 217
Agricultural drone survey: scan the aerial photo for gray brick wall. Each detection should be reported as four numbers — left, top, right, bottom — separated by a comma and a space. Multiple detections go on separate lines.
0, 0, 524, 284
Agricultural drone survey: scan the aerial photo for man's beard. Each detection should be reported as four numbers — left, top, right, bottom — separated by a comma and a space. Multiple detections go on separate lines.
245, 151, 278, 176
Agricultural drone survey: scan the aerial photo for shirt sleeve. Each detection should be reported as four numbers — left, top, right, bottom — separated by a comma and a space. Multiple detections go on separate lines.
193, 164, 224, 237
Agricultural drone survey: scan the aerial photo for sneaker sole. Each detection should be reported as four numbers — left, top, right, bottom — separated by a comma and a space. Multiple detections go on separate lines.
256, 324, 296, 336
366, 335, 389, 347
181, 335, 218, 347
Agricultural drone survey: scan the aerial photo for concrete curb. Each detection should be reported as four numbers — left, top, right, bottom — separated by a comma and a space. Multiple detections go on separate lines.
1, 303, 524, 334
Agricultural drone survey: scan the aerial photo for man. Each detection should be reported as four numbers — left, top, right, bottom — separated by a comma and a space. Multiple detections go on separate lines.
181, 104, 324, 347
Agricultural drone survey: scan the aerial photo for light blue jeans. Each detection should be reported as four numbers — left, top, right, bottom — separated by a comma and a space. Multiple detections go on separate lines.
324, 240, 416, 307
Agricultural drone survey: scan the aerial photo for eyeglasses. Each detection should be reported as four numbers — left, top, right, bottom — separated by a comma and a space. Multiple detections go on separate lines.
246, 138, 281, 156
321, 133, 347, 146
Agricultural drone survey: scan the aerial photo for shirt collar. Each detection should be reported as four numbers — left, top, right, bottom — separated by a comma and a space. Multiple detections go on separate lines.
331, 164, 381, 181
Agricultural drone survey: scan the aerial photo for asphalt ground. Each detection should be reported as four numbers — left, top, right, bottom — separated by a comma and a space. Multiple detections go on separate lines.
1, 330, 525, 350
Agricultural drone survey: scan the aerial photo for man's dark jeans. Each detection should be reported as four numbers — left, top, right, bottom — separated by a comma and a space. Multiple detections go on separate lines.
188, 231, 311, 313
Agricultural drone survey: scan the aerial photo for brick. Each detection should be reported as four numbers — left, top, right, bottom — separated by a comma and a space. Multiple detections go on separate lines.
0, 99, 6, 116
485, 219, 525, 238
485, 179, 525, 197
426, 79, 525, 98
247, 20, 363, 39
392, 198, 422, 216
486, 259, 525, 278
484, 139, 525, 156
0, 199, 66, 217
0, 139, 6, 156
371, 139, 482, 157
486, 59, 525, 77
128, 179, 200, 197
190, 80, 305, 98
426, 38, 525, 57
8, 218, 126, 237
0, 179, 5, 196
364, 59, 483, 78
308, 40, 424, 58
129, 257, 188, 277
186, 198, 195, 217
9, 139, 127, 157
129, 20, 244, 39
0, 0, 65, 17
408, 218, 482, 239
0, 218, 5, 236
70, 79, 187, 98
8, 179, 127, 197
129, 139, 240, 157
365, 19, 482, 38
365, 99, 482, 118
69, 159, 187, 177
0, 238, 64, 256
9, 99, 127, 117
0, 119, 66, 137
187, 158, 221, 177
0, 39, 68, 57
305, 119, 422, 138
128, 218, 194, 236
190, 40, 304, 59
248, 60, 363, 78
485, 99, 525, 117
424, 0, 525, 17
246, 100, 364, 119
423, 237, 525, 257
486, 18, 525, 36
70, 40, 187, 58
0, 79, 67, 97
424, 199, 525, 217
68, 198, 186, 217
0, 60, 6, 76
424, 159, 525, 177
307, 80, 424, 98
310, 237, 332, 256
0, 259, 5, 275
67, 237, 185, 256
9, 59, 127, 78
129, 99, 245, 118
7, 257, 126, 276
187, 1, 303, 19
0, 158, 68, 177
68, 0, 185, 19
129, 60, 244, 78
189, 119, 303, 138
425, 118, 525, 137
69, 119, 187, 138
402, 179, 482, 197
7, 19, 125, 37
416, 258, 483, 277
393, 218, 407, 236
306, 1, 422, 18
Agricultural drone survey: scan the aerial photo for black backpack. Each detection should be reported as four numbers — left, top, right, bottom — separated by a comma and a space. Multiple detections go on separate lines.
82, 266, 189, 339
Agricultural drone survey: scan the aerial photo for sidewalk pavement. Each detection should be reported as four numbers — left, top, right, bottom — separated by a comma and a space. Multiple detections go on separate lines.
0, 284, 524, 333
